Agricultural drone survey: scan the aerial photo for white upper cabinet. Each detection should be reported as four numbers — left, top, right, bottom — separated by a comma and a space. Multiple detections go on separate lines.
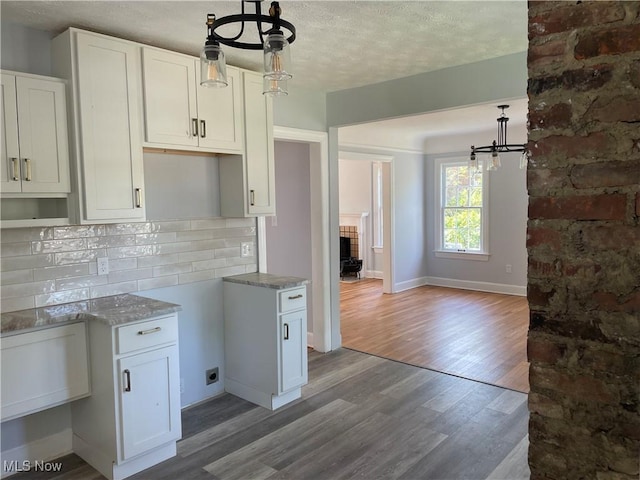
52, 29, 146, 223
219, 70, 275, 217
1, 72, 70, 194
142, 48, 242, 153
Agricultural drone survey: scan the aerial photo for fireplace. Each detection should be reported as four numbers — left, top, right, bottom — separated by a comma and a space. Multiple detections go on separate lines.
339, 225, 362, 278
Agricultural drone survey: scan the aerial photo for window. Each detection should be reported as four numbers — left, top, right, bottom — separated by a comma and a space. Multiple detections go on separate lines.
372, 161, 383, 248
436, 159, 489, 260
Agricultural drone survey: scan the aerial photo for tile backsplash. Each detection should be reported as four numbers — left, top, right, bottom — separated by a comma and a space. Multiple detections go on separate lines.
0, 218, 257, 313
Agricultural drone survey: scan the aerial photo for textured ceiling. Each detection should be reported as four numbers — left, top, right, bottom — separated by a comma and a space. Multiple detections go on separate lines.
1, 1, 528, 93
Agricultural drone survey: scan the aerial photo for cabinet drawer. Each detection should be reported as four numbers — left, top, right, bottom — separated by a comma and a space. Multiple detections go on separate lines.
116, 315, 177, 355
279, 287, 306, 313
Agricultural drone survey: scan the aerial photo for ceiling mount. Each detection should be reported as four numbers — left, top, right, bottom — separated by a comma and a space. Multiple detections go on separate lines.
470, 104, 528, 172
200, 0, 296, 96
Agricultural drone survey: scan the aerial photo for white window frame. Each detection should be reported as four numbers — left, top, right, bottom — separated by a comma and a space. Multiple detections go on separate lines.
434, 157, 490, 261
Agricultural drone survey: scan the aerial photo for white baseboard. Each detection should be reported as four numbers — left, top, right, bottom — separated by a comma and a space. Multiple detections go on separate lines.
364, 270, 383, 279
393, 276, 526, 296
1, 429, 72, 478
424, 276, 527, 296
307, 331, 314, 348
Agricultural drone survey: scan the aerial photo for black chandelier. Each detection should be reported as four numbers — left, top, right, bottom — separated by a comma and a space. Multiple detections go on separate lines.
469, 105, 528, 171
200, 0, 296, 96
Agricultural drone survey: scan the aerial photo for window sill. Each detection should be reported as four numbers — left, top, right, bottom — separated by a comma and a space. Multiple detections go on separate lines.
372, 246, 383, 254
434, 250, 490, 261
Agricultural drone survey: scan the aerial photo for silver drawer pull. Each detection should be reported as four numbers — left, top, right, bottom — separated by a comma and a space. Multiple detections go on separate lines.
10, 158, 19, 181
288, 294, 303, 300
24, 158, 32, 181
137, 326, 161, 335
123, 369, 131, 392
284, 323, 289, 340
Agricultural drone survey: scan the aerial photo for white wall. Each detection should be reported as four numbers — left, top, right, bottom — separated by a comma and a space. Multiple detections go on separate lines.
1, 21, 52, 76
264, 141, 313, 334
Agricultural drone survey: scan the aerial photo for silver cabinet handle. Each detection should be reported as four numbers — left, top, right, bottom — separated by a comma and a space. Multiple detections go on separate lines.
192, 118, 198, 137
137, 326, 161, 335
135, 188, 142, 208
200, 120, 206, 138
250, 189, 255, 206
123, 369, 131, 392
284, 323, 289, 340
288, 294, 303, 300
10, 158, 19, 181
24, 158, 32, 181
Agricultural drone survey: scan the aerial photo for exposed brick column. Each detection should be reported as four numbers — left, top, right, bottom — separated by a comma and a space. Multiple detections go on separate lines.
527, 2, 640, 479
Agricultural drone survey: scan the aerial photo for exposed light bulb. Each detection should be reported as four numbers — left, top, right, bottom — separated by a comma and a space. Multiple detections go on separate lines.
519, 151, 528, 170
487, 151, 501, 171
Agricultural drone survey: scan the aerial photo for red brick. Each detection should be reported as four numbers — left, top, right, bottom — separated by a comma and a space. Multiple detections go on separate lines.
528, 337, 566, 364
529, 131, 611, 160
636, 192, 640, 217
584, 95, 640, 123
528, 283, 555, 307
530, 366, 619, 404
593, 290, 640, 313
528, 194, 627, 220
527, 168, 569, 192
527, 227, 563, 251
528, 392, 564, 419
570, 161, 640, 188
529, 2, 625, 36
631, 61, 640, 89
529, 259, 560, 277
529, 103, 572, 131
528, 64, 614, 95
580, 225, 640, 251
562, 262, 602, 278
528, 39, 568, 68
575, 24, 640, 59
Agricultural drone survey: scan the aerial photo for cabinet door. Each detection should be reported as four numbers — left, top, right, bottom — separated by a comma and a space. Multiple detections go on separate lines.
118, 345, 181, 460
142, 48, 199, 147
279, 310, 307, 393
196, 65, 243, 152
0, 74, 21, 193
243, 71, 275, 215
15, 76, 70, 193
76, 32, 145, 221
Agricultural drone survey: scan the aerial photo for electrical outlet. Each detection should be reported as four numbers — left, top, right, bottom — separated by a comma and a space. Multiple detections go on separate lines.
505, 264, 512, 274
206, 367, 219, 385
97, 257, 109, 275
240, 242, 254, 258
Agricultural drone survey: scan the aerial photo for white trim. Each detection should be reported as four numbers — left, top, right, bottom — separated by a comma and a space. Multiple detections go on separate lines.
434, 251, 490, 261
0, 429, 72, 478
307, 331, 314, 347
394, 276, 430, 292
271, 126, 331, 353
339, 142, 422, 155
338, 150, 393, 163
372, 247, 383, 254
365, 270, 383, 279
425, 276, 527, 296
256, 217, 267, 273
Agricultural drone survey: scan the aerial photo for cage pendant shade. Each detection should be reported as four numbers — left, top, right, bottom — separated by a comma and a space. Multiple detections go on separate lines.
263, 31, 292, 80
200, 42, 228, 87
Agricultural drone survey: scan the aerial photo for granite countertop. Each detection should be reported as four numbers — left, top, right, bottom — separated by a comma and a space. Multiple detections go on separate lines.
223, 272, 309, 290
1, 294, 182, 337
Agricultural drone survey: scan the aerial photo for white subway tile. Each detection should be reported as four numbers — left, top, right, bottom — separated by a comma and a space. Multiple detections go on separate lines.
138, 275, 179, 291
34, 264, 90, 281
32, 238, 87, 254
108, 268, 153, 284
35, 288, 90, 308
191, 219, 227, 230
192, 258, 227, 271
1, 254, 54, 271
154, 242, 193, 255
150, 220, 191, 232
1, 296, 35, 313
137, 253, 180, 268
55, 249, 104, 265
135, 232, 177, 245
214, 247, 241, 259
1, 269, 34, 285
106, 223, 152, 235
225, 257, 257, 267
214, 266, 246, 278
90, 281, 138, 298
56, 274, 108, 291
107, 245, 156, 259
87, 235, 136, 249
211, 227, 255, 239
1, 280, 55, 298
109, 258, 139, 271
245, 264, 258, 274
178, 270, 215, 284
190, 239, 228, 251
0, 227, 54, 243
179, 250, 215, 263
153, 263, 192, 277
1, 242, 33, 257
54, 225, 105, 239
226, 218, 255, 228
175, 230, 215, 242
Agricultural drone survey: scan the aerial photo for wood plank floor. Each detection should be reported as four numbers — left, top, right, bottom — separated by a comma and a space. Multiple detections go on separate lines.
340, 279, 530, 393
11, 349, 530, 480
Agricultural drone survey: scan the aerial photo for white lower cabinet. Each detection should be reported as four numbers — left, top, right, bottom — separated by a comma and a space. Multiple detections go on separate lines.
0, 322, 89, 422
72, 314, 181, 480
223, 281, 308, 410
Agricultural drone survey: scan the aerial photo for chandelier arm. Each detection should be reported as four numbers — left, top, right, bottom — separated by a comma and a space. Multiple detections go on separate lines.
211, 14, 296, 50
472, 144, 526, 153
